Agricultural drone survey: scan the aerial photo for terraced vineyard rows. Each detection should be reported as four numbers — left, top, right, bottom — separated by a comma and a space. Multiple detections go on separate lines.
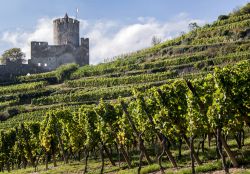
0, 4, 250, 174
1, 9, 250, 128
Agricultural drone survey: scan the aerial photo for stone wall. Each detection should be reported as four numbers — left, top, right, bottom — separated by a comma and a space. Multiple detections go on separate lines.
0, 60, 45, 82
29, 38, 89, 71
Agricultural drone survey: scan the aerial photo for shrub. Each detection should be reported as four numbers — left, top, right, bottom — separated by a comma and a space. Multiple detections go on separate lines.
0, 112, 9, 121
231, 3, 250, 16
56, 63, 79, 82
218, 15, 229, 20
239, 3, 250, 15
7, 107, 20, 116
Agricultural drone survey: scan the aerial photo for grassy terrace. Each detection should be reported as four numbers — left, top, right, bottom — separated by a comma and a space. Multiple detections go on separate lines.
0, 5, 250, 173
1, 17, 250, 122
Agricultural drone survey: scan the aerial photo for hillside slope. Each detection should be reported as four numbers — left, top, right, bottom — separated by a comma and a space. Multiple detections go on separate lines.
1, 4, 250, 127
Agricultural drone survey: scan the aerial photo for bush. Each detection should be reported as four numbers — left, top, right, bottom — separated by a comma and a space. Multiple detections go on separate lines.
0, 112, 9, 121
239, 3, 250, 15
56, 63, 79, 82
218, 15, 229, 20
219, 44, 237, 55
231, 3, 250, 16
7, 107, 20, 116
0, 107, 22, 121
236, 43, 250, 52
238, 29, 250, 38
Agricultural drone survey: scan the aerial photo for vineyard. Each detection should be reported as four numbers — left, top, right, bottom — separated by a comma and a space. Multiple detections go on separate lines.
0, 4, 250, 174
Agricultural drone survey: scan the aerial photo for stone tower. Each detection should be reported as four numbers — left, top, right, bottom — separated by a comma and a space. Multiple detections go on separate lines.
29, 13, 89, 71
53, 13, 80, 46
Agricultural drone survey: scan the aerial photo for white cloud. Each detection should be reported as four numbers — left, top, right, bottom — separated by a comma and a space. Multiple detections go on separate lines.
1, 17, 53, 60
0, 14, 205, 64
86, 15, 205, 64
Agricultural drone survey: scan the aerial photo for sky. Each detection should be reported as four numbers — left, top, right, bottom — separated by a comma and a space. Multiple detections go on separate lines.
0, 0, 249, 64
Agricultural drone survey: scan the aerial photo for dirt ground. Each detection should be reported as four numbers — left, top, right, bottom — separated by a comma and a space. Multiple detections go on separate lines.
149, 168, 249, 174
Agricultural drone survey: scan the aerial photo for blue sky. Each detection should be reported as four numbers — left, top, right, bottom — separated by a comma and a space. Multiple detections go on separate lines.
0, 0, 249, 64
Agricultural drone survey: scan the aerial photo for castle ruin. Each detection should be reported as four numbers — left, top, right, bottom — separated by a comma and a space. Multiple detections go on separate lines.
29, 13, 89, 71
0, 13, 89, 82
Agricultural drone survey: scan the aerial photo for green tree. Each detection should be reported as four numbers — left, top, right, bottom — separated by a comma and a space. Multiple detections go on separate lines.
189, 22, 200, 31
151, 36, 162, 46
0, 48, 25, 64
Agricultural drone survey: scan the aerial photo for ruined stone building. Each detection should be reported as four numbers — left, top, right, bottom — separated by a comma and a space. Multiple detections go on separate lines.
29, 13, 89, 71
0, 14, 89, 82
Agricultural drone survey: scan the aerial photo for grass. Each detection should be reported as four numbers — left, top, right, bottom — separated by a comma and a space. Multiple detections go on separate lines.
3, 130, 250, 174
240, 170, 250, 174
2, 161, 222, 174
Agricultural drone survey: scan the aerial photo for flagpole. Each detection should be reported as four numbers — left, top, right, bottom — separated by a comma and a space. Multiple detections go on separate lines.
76, 8, 79, 20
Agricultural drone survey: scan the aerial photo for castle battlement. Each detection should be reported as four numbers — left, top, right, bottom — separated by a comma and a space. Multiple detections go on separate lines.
81, 38, 89, 48
53, 18, 79, 25
31, 41, 49, 47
